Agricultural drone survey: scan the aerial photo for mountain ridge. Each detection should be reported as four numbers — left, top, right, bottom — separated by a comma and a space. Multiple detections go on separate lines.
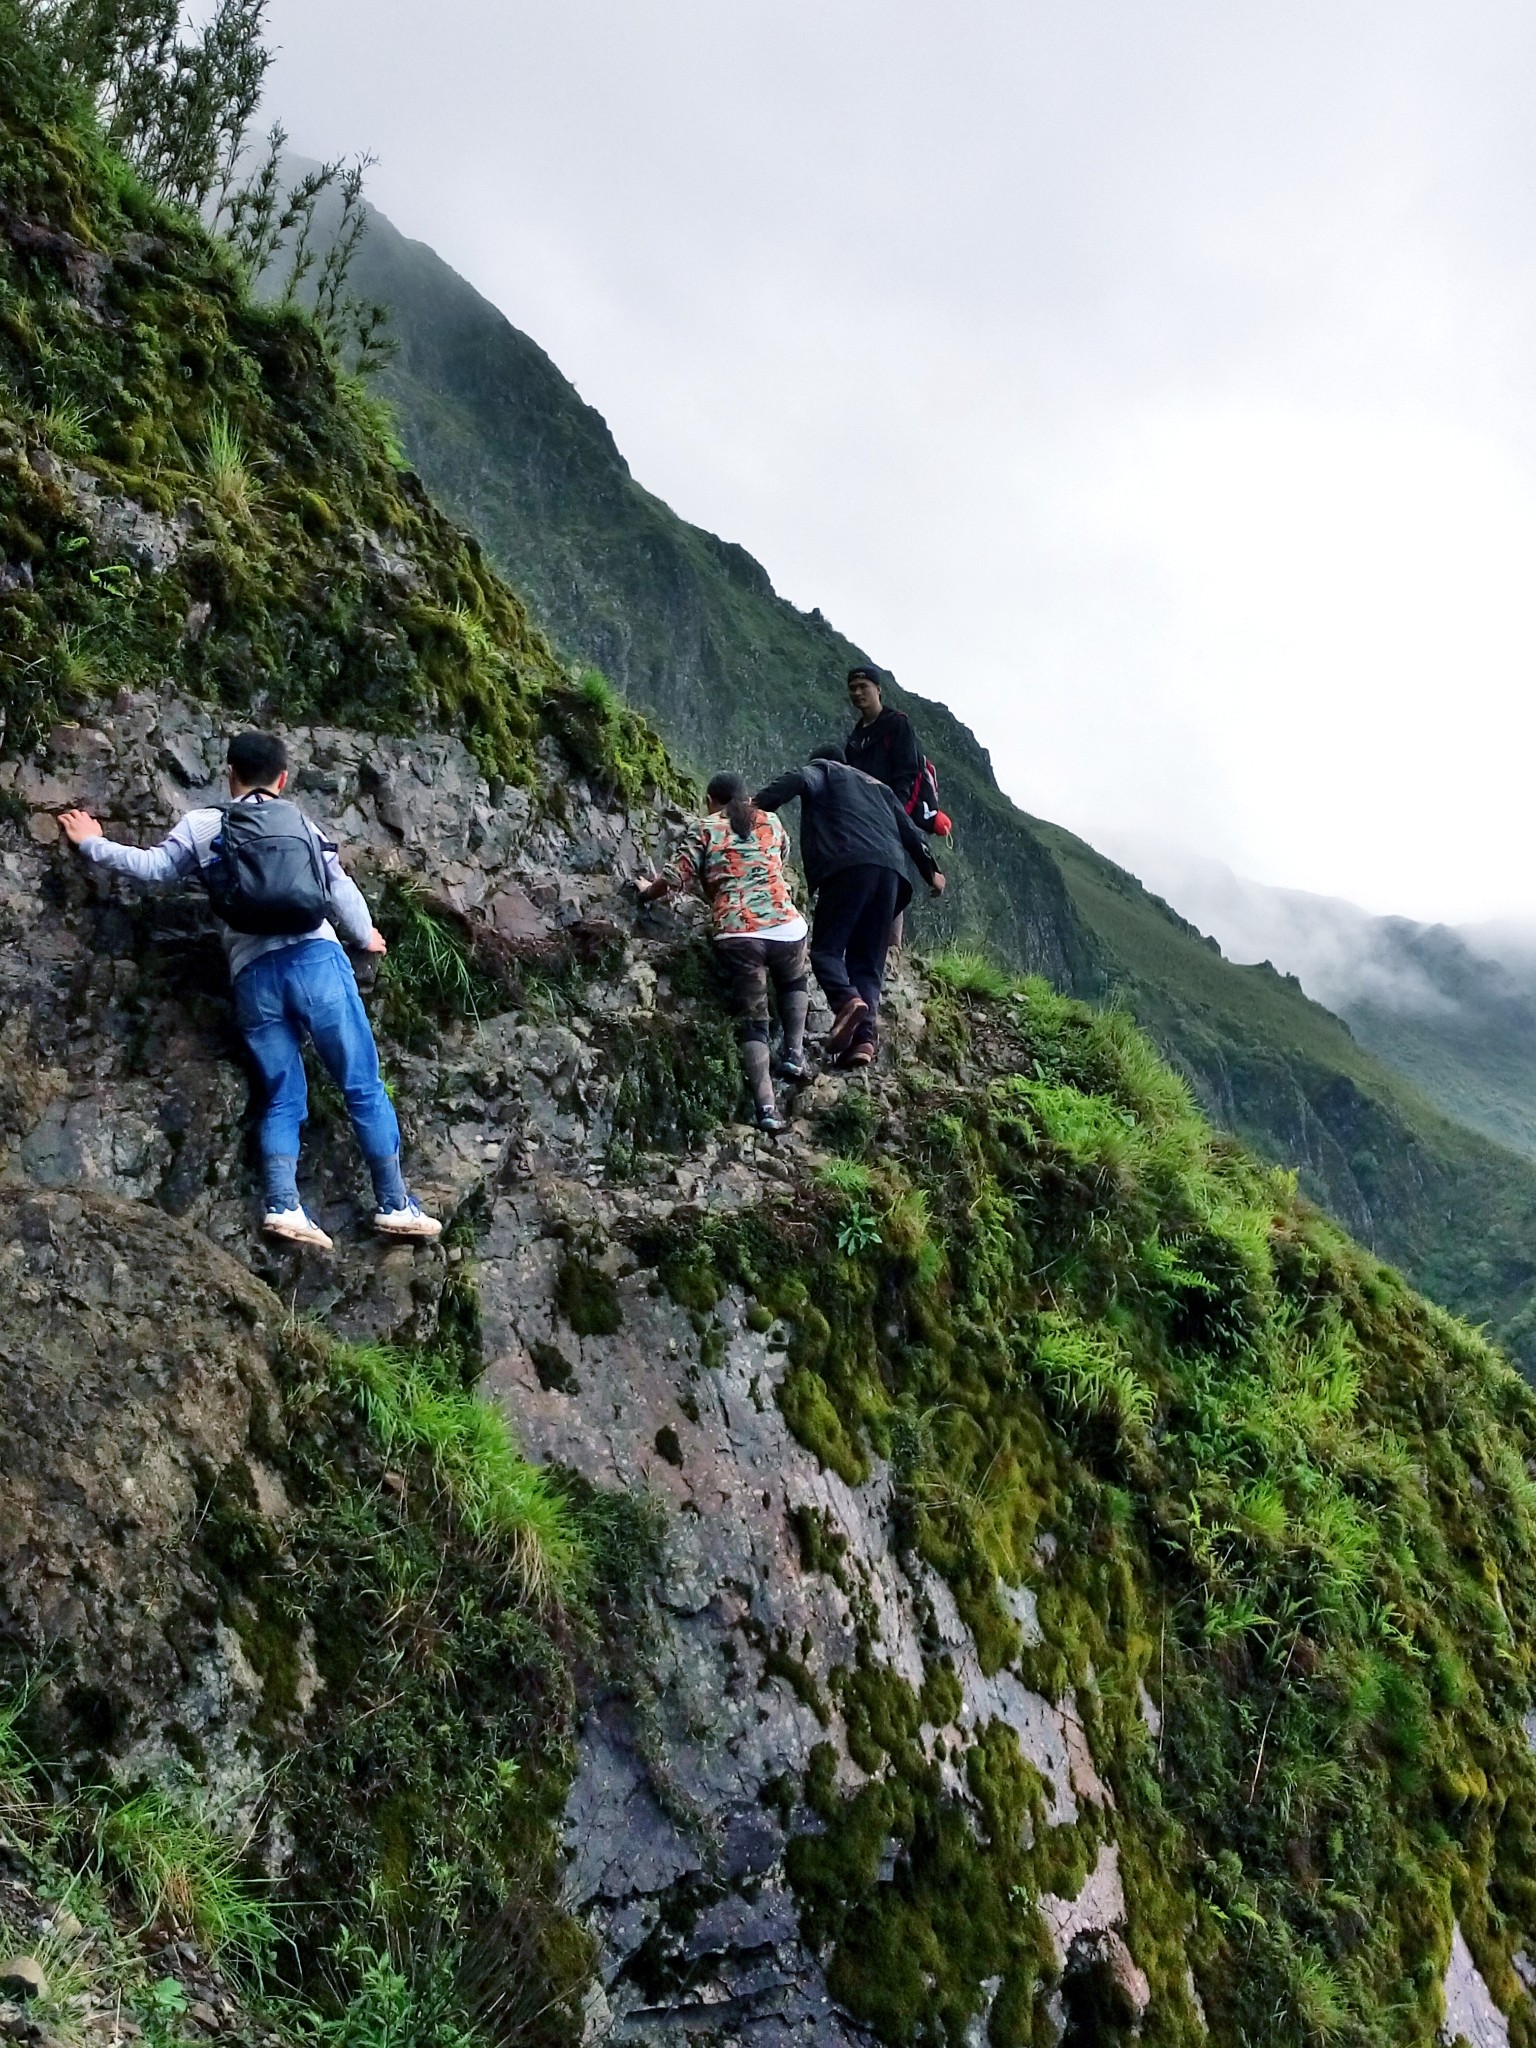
1107, 841, 1536, 1165
333, 194, 1536, 1365
10, 28, 1536, 2046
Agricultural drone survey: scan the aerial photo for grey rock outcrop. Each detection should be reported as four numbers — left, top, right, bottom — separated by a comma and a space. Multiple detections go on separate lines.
0, 691, 1153, 2042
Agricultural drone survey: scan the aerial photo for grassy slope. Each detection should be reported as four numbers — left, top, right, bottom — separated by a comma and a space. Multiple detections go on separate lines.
8, 46, 1536, 2048
650, 961, 1536, 2048
0, 21, 681, 2044
1042, 824, 1536, 1363
339, 203, 1536, 1366
0, 53, 671, 798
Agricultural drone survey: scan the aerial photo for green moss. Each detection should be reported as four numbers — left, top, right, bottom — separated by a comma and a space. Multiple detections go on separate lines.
762, 1639, 830, 1726
919, 1656, 963, 1730
778, 1365, 868, 1486
642, 970, 1536, 2046
605, 1010, 743, 1173
790, 1503, 852, 1589
0, 33, 683, 804
556, 1255, 623, 1338
539, 667, 689, 807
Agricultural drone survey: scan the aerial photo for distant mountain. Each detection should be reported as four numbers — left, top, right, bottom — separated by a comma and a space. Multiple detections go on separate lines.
329, 198, 1536, 1365
1105, 842, 1536, 1165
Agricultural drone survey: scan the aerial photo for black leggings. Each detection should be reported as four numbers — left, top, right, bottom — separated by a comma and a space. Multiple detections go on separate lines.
810, 865, 901, 1020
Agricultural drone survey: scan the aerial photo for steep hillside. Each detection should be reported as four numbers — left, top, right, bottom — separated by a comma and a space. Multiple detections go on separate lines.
341, 200, 1087, 987
331, 203, 1536, 1368
13, 29, 1536, 2048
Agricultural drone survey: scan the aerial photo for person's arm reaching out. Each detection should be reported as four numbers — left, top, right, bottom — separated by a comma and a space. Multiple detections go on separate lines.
752, 769, 810, 814
638, 823, 706, 904
58, 809, 202, 883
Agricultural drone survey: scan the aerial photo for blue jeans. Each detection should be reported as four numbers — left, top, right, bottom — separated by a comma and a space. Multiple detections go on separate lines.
233, 940, 400, 1188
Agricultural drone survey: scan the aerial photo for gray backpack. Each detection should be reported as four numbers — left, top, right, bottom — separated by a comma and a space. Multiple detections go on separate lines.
203, 798, 335, 936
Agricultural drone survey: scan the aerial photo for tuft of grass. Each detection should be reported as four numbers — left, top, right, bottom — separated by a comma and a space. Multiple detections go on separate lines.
31, 398, 97, 456
93, 1784, 278, 1968
815, 1158, 873, 1198
320, 1337, 586, 1603
201, 404, 261, 523
0, 1684, 34, 1812
1028, 1315, 1155, 1436
49, 625, 101, 697
375, 880, 503, 1048
925, 946, 1016, 1000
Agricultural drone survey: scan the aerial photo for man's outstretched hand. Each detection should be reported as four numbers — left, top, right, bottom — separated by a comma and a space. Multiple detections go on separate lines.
364, 927, 388, 955
57, 809, 103, 846
930, 872, 947, 898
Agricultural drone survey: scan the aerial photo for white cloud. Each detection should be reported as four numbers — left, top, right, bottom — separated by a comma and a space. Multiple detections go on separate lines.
259, 0, 1536, 922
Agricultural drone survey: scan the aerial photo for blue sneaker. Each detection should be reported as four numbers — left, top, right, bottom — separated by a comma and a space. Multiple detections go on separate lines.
373, 1197, 443, 1241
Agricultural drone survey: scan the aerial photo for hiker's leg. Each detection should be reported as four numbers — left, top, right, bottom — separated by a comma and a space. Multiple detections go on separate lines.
718, 940, 775, 1113
767, 938, 810, 1060
741, 1030, 774, 1111
809, 872, 866, 1011
232, 952, 308, 1211
295, 943, 404, 1206
847, 870, 901, 1020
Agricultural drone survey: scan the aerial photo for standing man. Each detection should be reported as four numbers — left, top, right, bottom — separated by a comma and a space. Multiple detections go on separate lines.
754, 747, 944, 1068
844, 665, 949, 946
844, 665, 922, 807
57, 730, 441, 1251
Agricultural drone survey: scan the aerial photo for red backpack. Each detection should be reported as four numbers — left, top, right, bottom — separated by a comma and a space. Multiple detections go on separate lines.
906, 757, 951, 837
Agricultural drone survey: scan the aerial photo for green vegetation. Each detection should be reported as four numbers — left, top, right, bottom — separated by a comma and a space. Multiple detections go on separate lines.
555, 1252, 623, 1338
604, 1006, 744, 1175
0, 6, 675, 796
636, 962, 1536, 2046
94, 1782, 280, 1967
540, 666, 687, 807
374, 878, 506, 1047
309, 1326, 586, 1601
0, 1279, 649, 2048
1040, 826, 1536, 1369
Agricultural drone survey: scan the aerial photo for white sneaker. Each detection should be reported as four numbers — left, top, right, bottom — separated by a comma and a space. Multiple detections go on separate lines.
374, 1198, 443, 1241
262, 1205, 333, 1250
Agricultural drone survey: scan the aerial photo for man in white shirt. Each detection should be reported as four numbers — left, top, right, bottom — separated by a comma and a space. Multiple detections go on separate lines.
58, 729, 440, 1250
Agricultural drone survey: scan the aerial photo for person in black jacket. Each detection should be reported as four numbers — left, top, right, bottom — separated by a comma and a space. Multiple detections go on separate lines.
845, 666, 934, 950
754, 746, 945, 1067
844, 666, 922, 806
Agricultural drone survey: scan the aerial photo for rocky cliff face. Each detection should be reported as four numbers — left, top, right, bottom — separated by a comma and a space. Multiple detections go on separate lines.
9, 41, 1536, 2048
0, 695, 1146, 2043
328, 186, 1536, 1373
7, 693, 1536, 2048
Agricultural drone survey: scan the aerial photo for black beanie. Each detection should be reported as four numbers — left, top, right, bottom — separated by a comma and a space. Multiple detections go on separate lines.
846, 665, 883, 687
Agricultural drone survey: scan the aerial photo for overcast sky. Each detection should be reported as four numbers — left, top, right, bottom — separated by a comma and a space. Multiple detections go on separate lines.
260, 1, 1536, 926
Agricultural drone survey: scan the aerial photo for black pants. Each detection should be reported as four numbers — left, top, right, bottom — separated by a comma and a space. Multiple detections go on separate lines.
811, 865, 901, 1023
